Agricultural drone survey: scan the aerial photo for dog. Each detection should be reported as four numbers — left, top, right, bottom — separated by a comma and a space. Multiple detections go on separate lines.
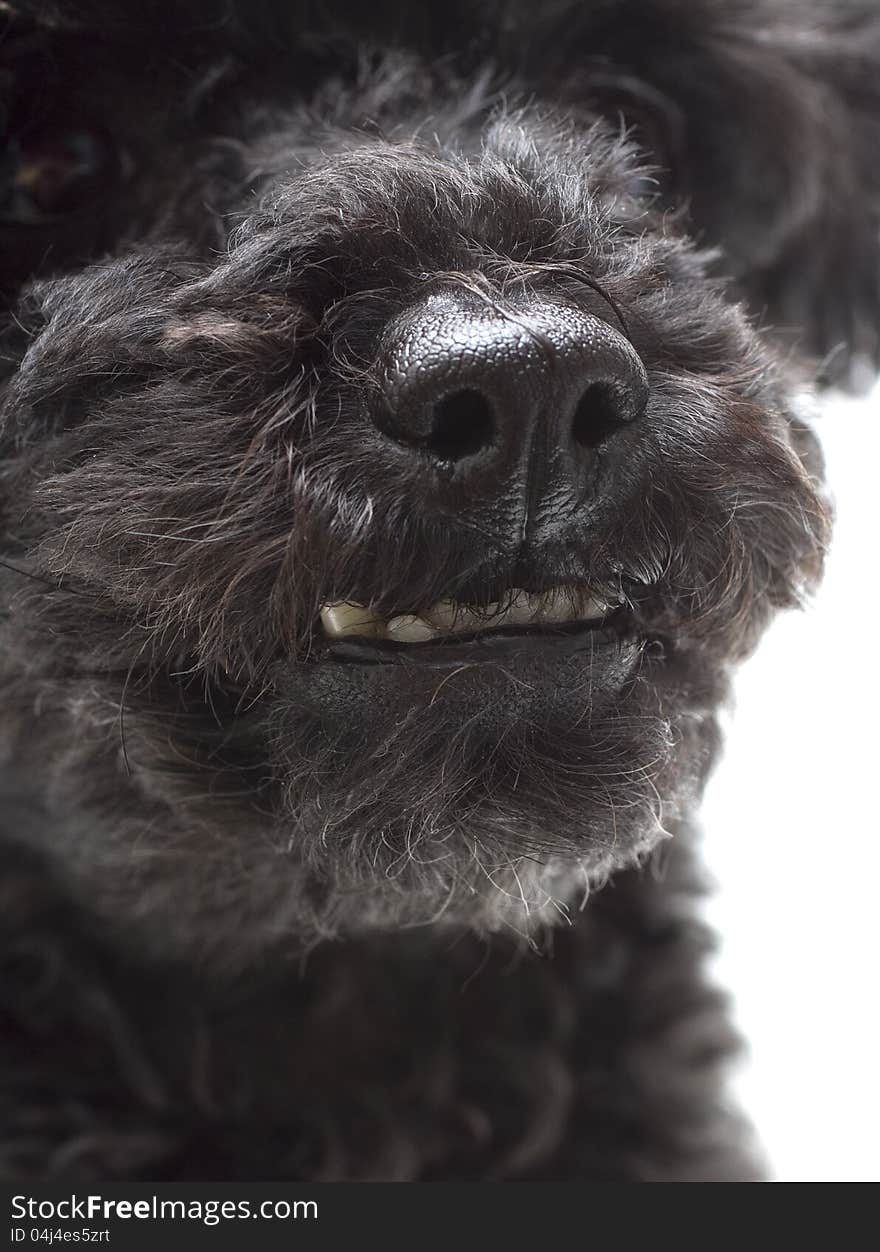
0, 0, 876, 1182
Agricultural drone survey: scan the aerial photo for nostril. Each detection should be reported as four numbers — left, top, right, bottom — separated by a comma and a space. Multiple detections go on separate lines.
571, 380, 632, 450
427, 388, 495, 461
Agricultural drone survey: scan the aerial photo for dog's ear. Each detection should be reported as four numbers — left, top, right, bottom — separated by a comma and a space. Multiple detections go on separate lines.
565, 1, 880, 389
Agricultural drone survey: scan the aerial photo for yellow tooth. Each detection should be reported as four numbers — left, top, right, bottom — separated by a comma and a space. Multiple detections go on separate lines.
417, 586, 611, 638
320, 602, 385, 639
423, 600, 482, 634
537, 588, 581, 622
422, 599, 458, 631
579, 595, 610, 621
386, 614, 437, 643
498, 590, 539, 625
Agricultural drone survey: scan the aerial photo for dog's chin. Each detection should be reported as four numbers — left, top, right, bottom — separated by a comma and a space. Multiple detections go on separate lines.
20, 609, 680, 967
249, 619, 678, 952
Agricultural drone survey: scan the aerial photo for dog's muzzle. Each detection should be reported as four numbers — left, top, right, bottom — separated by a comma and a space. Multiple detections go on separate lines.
311, 288, 647, 658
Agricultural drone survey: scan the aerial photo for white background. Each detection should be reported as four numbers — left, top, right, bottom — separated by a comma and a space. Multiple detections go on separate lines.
702, 383, 879, 1182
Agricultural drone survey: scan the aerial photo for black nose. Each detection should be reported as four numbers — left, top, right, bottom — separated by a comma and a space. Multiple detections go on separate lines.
371, 291, 648, 476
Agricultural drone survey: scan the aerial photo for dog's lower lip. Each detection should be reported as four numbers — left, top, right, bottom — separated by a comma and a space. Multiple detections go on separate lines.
317, 609, 636, 666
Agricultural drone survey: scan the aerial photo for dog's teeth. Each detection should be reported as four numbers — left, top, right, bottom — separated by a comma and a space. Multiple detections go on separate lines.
422, 600, 457, 631
537, 591, 580, 622
499, 588, 588, 625
386, 614, 437, 643
320, 602, 385, 639
496, 590, 538, 625
421, 587, 611, 635
322, 587, 610, 644
579, 595, 611, 622
423, 599, 475, 633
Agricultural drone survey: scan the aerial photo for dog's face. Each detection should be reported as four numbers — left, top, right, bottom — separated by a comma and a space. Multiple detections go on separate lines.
3, 4, 873, 962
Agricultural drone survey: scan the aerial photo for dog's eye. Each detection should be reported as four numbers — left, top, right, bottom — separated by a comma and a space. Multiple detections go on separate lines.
1, 129, 114, 223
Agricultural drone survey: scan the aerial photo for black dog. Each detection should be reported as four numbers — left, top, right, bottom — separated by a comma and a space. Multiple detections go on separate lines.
0, 0, 876, 1181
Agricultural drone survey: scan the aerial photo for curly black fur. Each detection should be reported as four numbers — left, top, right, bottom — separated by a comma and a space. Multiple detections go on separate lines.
0, 0, 875, 1181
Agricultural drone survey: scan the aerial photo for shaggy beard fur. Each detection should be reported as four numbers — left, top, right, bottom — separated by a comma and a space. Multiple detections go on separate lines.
0, 0, 876, 1180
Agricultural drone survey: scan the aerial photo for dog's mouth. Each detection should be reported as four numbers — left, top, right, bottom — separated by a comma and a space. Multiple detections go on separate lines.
315, 586, 636, 666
